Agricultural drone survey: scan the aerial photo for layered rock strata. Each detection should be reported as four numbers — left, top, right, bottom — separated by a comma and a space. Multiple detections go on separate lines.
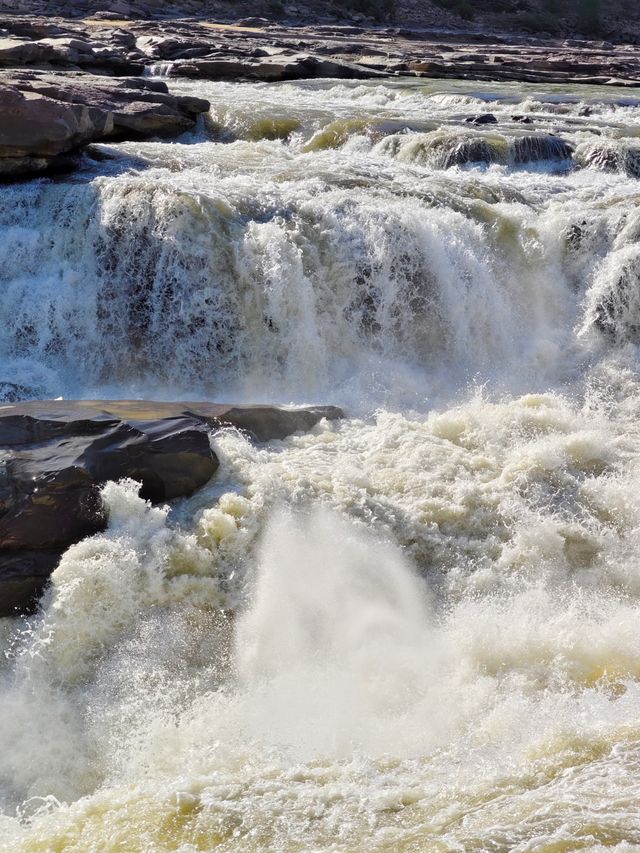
1, 13, 640, 176
0, 70, 209, 175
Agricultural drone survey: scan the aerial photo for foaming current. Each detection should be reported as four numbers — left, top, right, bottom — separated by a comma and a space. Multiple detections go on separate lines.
3, 78, 640, 406
3, 77, 640, 851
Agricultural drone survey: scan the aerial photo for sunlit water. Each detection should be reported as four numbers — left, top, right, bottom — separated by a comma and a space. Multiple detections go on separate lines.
2, 77, 640, 851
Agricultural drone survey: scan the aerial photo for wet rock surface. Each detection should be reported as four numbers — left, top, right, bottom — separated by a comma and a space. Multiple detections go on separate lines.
0, 400, 342, 615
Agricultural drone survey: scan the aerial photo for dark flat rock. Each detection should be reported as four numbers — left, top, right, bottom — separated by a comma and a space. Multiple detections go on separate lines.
0, 400, 342, 615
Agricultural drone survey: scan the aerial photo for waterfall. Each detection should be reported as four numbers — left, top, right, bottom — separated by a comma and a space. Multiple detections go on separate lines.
0, 136, 616, 406
3, 76, 640, 853
144, 61, 175, 78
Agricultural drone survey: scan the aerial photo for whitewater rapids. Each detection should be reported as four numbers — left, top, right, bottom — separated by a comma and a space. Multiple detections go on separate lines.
2, 77, 640, 850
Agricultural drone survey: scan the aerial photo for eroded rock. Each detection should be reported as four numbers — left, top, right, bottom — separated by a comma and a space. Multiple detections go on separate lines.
0, 83, 111, 157
0, 36, 57, 64
0, 70, 209, 176
170, 52, 383, 81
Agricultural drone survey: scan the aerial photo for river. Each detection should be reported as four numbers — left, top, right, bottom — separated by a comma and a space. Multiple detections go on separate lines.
1, 76, 640, 851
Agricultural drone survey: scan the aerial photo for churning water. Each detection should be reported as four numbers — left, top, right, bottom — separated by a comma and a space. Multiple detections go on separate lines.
3, 77, 640, 851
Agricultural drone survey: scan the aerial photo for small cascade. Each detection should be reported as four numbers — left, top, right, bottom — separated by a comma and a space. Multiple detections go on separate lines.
144, 61, 174, 78
378, 129, 573, 170
510, 133, 574, 164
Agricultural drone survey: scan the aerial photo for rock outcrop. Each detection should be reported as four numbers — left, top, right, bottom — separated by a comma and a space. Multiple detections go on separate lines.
0, 70, 209, 176
0, 13, 636, 94
168, 53, 386, 81
0, 400, 342, 615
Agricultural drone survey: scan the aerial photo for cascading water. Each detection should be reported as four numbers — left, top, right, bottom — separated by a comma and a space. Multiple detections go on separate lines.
3, 76, 640, 851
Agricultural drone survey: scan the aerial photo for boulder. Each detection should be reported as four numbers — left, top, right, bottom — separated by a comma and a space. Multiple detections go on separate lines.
0, 36, 59, 64
89, 10, 132, 20
465, 113, 498, 124
171, 53, 385, 82
305, 56, 387, 79
0, 17, 69, 40
511, 134, 573, 163
0, 84, 111, 157
171, 55, 309, 81
0, 152, 76, 176
7, 71, 210, 131
99, 28, 137, 49
36, 35, 137, 70
37, 35, 95, 62
0, 400, 342, 615
0, 70, 209, 176
0, 552, 61, 618
0, 28, 140, 73
135, 34, 215, 60
578, 142, 640, 178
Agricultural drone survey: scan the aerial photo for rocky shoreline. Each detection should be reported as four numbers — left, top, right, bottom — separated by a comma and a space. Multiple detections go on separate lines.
0, 70, 209, 175
1, 13, 640, 178
0, 400, 342, 615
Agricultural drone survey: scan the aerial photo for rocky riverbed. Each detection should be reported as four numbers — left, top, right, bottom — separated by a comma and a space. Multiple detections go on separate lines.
1, 12, 640, 177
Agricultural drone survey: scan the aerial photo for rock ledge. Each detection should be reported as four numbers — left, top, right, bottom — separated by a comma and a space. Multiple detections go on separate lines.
0, 399, 342, 615
0, 70, 210, 177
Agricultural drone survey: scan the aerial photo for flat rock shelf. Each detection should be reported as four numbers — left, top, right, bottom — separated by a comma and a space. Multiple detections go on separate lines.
0, 399, 343, 615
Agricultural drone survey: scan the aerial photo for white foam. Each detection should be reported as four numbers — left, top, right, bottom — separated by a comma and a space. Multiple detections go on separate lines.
3, 77, 640, 851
